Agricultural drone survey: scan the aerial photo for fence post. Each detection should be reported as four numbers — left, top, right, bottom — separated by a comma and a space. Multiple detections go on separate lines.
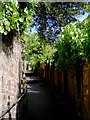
47, 61, 49, 83
52, 62, 55, 88
50, 62, 52, 87
57, 70, 60, 91
63, 69, 68, 97
88, 63, 90, 120
45, 62, 47, 83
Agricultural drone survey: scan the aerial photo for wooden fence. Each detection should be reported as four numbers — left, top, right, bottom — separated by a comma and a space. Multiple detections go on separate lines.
37, 61, 90, 120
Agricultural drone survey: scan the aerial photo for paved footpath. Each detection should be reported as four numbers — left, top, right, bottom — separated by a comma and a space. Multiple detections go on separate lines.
16, 76, 80, 120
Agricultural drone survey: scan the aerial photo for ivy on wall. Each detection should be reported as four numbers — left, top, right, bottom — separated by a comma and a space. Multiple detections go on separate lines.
0, 0, 35, 38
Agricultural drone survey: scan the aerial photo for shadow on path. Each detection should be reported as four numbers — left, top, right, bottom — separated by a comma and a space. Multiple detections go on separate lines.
16, 76, 79, 120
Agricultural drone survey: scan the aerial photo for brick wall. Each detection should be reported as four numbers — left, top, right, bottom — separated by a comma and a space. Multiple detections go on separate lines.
0, 36, 22, 118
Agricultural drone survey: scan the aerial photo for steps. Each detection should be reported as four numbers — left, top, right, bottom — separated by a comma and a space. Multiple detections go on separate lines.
23, 70, 34, 76
23, 70, 41, 84
26, 76, 41, 84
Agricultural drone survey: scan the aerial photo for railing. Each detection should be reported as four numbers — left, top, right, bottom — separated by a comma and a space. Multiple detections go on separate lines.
0, 86, 27, 120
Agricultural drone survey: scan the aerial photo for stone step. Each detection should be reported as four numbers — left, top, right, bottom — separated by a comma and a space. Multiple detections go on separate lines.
23, 70, 34, 74
26, 76, 41, 84
23, 70, 35, 77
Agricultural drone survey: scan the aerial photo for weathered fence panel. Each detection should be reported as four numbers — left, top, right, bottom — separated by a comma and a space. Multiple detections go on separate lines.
39, 61, 90, 120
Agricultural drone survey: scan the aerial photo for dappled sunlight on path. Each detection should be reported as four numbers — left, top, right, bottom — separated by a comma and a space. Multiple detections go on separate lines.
16, 76, 80, 120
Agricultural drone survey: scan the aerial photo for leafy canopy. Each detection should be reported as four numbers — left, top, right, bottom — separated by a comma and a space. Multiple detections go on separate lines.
1, 1, 89, 70
33, 2, 87, 43
55, 19, 89, 70
22, 32, 56, 70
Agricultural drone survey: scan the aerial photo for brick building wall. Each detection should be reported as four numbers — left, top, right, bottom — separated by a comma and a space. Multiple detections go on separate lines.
0, 36, 22, 118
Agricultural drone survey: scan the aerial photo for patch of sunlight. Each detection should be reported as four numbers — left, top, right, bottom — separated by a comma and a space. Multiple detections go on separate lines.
28, 90, 40, 94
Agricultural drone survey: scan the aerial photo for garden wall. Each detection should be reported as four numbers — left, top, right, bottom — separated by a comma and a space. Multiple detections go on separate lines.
39, 61, 90, 120
0, 34, 22, 118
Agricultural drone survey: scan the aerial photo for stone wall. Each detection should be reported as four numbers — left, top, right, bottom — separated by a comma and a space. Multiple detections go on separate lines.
0, 35, 22, 118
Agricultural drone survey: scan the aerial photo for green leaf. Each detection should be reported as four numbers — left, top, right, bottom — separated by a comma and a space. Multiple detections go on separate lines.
6, 25, 10, 31
4, 31, 8, 35
1, 26, 4, 33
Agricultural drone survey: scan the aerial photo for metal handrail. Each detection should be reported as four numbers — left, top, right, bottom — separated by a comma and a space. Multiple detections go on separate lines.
0, 87, 27, 120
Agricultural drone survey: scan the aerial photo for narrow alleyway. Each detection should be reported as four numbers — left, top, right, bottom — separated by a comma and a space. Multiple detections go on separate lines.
16, 75, 80, 120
